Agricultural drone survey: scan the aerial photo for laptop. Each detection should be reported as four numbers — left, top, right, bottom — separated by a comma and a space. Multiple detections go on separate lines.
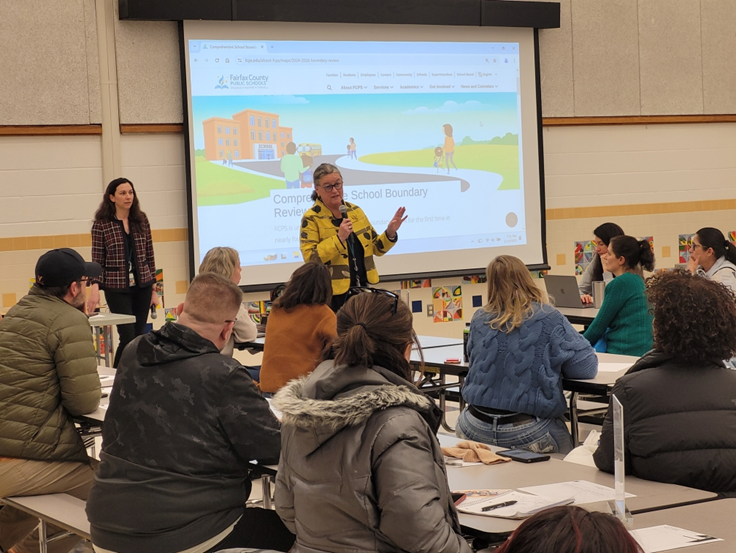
543, 275, 594, 309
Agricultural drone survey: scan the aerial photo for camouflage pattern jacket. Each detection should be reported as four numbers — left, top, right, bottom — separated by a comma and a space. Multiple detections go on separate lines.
87, 322, 281, 553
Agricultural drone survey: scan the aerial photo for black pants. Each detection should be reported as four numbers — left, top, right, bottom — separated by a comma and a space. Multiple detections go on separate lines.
204, 507, 295, 553
105, 285, 152, 367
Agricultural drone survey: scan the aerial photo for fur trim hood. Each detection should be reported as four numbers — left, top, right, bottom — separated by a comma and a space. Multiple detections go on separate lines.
273, 361, 440, 451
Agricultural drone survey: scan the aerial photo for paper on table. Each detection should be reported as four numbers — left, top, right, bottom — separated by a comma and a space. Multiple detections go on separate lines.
597, 362, 632, 373
518, 480, 635, 505
630, 525, 722, 552
444, 456, 483, 467
99, 375, 115, 385
457, 490, 574, 519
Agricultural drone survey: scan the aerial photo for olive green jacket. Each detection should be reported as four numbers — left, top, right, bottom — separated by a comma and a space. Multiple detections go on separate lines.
299, 199, 396, 295
0, 288, 100, 463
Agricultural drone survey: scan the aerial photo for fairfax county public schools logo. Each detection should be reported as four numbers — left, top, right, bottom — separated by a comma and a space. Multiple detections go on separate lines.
215, 76, 229, 89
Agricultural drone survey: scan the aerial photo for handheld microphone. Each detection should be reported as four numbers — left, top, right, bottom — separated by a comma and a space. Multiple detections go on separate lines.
338, 205, 353, 244
150, 304, 157, 319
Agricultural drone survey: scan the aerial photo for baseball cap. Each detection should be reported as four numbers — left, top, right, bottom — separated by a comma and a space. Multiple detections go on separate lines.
35, 248, 103, 288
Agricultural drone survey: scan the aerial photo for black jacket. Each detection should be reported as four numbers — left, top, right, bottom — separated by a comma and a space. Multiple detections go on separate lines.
594, 350, 736, 493
87, 322, 281, 553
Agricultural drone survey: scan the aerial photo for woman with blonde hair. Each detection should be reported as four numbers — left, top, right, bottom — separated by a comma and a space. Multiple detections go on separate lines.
457, 255, 598, 454
199, 247, 256, 356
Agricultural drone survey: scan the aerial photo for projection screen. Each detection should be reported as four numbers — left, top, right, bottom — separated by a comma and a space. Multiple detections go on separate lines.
182, 20, 547, 289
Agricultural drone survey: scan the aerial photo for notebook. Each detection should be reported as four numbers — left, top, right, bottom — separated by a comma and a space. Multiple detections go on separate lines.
543, 275, 594, 309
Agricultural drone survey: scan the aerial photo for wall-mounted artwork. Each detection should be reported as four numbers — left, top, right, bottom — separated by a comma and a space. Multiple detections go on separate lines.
432, 286, 463, 323
574, 240, 596, 276
679, 234, 694, 264
401, 279, 431, 289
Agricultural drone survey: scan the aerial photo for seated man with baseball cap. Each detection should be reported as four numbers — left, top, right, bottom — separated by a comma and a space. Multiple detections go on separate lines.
0, 248, 103, 553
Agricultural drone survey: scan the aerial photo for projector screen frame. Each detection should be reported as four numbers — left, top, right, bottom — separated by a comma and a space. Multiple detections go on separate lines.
179, 21, 551, 292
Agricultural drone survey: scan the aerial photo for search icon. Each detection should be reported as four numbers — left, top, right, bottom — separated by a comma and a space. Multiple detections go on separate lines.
327, 85, 332, 90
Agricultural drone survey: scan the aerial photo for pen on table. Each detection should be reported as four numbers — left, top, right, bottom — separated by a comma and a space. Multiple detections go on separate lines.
482, 500, 517, 512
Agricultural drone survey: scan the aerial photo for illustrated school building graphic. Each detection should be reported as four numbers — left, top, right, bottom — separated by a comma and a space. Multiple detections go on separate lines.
203, 109, 293, 161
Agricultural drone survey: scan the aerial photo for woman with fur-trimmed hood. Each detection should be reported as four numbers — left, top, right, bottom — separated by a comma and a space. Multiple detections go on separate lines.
273, 289, 471, 553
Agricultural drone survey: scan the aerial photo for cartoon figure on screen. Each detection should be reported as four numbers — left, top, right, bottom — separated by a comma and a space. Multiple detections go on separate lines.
349, 137, 357, 159
443, 124, 457, 173
433, 147, 444, 173
281, 141, 306, 189
300, 154, 314, 188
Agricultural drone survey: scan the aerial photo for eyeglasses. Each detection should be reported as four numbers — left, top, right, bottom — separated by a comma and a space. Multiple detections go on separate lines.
690, 243, 704, 251
319, 181, 343, 193
345, 287, 399, 315
224, 318, 238, 324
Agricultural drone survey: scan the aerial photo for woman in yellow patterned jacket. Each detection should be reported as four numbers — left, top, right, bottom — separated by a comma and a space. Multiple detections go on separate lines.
300, 163, 407, 311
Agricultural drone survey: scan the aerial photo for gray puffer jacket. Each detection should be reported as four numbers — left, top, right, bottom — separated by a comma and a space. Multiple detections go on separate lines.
273, 361, 472, 553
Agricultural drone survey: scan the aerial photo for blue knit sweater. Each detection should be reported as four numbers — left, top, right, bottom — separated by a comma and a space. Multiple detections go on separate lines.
462, 304, 598, 419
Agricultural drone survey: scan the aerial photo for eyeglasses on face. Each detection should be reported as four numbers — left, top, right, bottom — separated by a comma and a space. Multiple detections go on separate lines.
690, 243, 704, 252
345, 287, 399, 315
224, 318, 238, 324
319, 181, 343, 193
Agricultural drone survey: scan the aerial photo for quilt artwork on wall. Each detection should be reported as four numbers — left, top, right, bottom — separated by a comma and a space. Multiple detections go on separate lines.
432, 286, 463, 323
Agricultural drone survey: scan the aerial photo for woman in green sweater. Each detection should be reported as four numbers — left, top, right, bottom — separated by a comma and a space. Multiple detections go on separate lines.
583, 236, 655, 356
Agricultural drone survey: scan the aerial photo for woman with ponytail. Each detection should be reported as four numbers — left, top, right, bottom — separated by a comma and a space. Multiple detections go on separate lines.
583, 236, 655, 356
687, 227, 736, 292
578, 222, 625, 303
273, 289, 471, 553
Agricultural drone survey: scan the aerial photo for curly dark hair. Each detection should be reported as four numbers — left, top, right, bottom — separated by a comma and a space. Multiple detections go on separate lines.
646, 270, 736, 363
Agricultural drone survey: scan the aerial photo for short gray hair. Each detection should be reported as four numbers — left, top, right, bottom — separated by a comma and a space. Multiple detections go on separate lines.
312, 163, 342, 201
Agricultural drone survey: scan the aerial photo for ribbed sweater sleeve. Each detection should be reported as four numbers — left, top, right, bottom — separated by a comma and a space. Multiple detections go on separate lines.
555, 313, 598, 379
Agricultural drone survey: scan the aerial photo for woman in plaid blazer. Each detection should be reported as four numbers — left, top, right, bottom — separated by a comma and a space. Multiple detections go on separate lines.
87, 178, 158, 367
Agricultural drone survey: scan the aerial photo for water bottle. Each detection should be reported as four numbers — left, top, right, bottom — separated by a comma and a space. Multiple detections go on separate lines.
463, 323, 470, 363
592, 281, 605, 309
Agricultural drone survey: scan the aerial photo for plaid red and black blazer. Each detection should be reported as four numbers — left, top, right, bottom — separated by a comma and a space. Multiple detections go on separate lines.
91, 217, 156, 290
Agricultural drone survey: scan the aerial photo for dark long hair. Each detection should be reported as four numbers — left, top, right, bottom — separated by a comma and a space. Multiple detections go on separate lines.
590, 222, 625, 281
273, 262, 332, 311
330, 292, 416, 381
94, 178, 147, 232
609, 235, 656, 273
695, 227, 736, 265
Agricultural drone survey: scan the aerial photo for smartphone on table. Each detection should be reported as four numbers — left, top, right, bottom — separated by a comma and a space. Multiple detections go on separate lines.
496, 449, 550, 463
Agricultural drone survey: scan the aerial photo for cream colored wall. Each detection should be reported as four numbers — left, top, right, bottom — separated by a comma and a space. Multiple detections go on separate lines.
1, 0, 736, 336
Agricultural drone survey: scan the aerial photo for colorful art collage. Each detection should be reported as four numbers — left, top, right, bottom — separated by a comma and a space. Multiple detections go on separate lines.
678, 234, 695, 263
574, 240, 596, 276
247, 300, 272, 324
462, 274, 487, 284
432, 286, 463, 323
401, 279, 432, 289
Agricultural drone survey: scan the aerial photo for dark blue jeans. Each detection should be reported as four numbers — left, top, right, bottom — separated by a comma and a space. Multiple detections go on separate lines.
456, 407, 573, 454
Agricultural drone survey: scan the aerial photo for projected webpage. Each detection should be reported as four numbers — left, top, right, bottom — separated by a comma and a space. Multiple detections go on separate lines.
189, 40, 525, 267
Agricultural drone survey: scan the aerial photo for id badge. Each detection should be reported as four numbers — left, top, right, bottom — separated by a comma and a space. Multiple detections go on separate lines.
129, 271, 136, 287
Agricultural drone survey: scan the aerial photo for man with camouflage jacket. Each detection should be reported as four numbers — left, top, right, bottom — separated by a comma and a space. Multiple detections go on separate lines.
86, 273, 294, 553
